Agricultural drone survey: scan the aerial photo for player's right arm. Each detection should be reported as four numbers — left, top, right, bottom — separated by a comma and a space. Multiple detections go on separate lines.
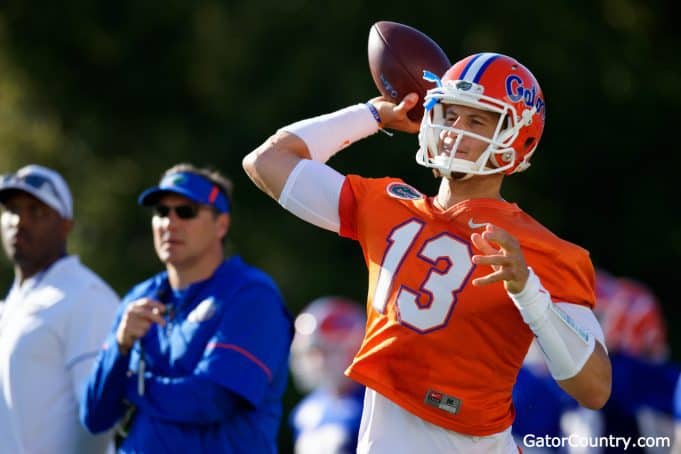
242, 95, 420, 227
242, 132, 310, 201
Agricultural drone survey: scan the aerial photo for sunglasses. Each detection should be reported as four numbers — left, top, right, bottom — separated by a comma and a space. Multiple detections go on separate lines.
153, 204, 201, 220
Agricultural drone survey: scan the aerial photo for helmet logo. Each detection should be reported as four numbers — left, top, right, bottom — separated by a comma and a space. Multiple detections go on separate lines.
505, 75, 545, 117
455, 81, 473, 91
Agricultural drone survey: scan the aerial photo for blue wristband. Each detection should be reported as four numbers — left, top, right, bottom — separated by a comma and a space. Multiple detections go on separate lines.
365, 102, 382, 125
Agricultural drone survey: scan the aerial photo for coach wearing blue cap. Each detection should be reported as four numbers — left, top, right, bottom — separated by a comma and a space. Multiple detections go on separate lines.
81, 163, 293, 453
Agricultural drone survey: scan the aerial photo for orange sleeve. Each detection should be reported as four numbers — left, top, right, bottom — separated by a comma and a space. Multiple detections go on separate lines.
339, 174, 381, 240
495, 209, 597, 309
533, 246, 596, 309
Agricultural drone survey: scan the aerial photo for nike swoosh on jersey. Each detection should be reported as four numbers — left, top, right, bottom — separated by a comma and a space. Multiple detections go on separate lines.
468, 218, 488, 229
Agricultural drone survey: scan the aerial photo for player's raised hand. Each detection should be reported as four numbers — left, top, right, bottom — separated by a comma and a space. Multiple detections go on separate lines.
368, 93, 421, 134
116, 298, 167, 355
470, 224, 530, 294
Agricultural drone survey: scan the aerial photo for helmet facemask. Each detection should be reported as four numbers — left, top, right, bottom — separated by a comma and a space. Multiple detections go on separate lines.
416, 72, 538, 179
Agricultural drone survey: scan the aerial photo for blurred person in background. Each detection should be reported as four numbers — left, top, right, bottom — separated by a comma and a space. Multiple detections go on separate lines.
0, 164, 119, 454
583, 270, 675, 453
594, 269, 668, 361
514, 269, 680, 453
289, 296, 366, 454
80, 163, 293, 453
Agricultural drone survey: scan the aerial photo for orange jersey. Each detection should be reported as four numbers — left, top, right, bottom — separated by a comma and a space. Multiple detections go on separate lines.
338, 175, 595, 436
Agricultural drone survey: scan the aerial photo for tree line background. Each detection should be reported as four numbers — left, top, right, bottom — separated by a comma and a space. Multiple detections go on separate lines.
0, 0, 679, 450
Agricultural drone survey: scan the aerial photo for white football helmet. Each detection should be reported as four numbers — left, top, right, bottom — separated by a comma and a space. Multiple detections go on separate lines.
290, 297, 366, 393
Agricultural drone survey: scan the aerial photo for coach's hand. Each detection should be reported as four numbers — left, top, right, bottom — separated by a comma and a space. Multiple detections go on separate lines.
470, 223, 530, 294
116, 298, 166, 355
368, 93, 421, 134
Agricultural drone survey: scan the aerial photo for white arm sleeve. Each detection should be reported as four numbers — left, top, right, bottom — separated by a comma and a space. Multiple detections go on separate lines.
278, 159, 345, 233
556, 302, 606, 351
279, 104, 380, 163
510, 268, 605, 380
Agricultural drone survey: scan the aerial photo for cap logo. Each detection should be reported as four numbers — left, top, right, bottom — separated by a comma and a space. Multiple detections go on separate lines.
168, 174, 187, 186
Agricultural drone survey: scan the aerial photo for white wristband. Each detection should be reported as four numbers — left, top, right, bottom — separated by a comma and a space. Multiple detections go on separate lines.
279, 104, 380, 163
510, 268, 596, 380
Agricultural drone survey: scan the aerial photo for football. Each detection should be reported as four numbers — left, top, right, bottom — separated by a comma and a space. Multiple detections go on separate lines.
368, 21, 451, 122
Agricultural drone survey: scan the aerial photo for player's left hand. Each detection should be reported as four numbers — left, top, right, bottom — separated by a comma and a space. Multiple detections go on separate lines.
470, 224, 530, 294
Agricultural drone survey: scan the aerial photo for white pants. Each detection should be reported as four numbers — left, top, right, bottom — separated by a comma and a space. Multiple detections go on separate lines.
357, 388, 518, 454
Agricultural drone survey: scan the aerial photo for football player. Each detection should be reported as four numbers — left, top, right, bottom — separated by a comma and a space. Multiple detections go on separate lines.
244, 52, 612, 452
289, 297, 366, 454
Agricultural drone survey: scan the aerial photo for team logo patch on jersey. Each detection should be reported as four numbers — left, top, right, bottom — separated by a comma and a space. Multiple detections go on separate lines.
424, 389, 461, 415
187, 297, 217, 323
386, 183, 423, 200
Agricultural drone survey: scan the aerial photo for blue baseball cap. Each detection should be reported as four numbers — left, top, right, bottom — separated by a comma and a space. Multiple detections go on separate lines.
138, 172, 230, 213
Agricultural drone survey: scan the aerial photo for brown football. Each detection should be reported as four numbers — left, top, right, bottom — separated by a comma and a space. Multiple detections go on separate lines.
368, 21, 451, 122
